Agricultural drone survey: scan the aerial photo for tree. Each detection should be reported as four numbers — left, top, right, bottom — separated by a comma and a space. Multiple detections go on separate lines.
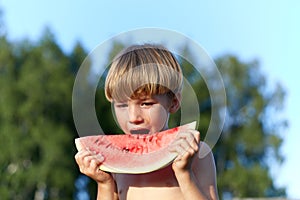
0, 18, 287, 198
0, 28, 86, 199
90, 43, 287, 199
164, 46, 286, 197
213, 55, 287, 198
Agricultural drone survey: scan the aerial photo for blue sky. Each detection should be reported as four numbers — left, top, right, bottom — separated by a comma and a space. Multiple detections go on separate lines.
1, 0, 299, 198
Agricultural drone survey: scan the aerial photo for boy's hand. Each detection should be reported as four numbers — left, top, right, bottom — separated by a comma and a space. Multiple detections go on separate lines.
168, 129, 200, 174
75, 148, 114, 184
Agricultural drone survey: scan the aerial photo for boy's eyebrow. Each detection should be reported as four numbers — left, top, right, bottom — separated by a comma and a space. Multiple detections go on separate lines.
113, 94, 159, 103
138, 96, 149, 100
112, 100, 127, 104
137, 95, 156, 101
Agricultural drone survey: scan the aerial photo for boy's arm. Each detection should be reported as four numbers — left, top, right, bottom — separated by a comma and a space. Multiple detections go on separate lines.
171, 134, 219, 200
75, 149, 119, 200
192, 142, 219, 200
97, 179, 119, 200
174, 152, 218, 199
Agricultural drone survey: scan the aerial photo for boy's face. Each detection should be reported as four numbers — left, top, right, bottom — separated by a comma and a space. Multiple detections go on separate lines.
113, 94, 178, 134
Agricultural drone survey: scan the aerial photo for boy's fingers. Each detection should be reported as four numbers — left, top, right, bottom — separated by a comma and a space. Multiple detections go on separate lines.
193, 130, 200, 143
169, 141, 185, 155
189, 130, 200, 144
82, 154, 93, 165
175, 144, 186, 157
169, 138, 195, 156
90, 158, 101, 170
92, 154, 105, 162
176, 130, 200, 150
75, 149, 105, 168
75, 148, 94, 157
177, 130, 200, 141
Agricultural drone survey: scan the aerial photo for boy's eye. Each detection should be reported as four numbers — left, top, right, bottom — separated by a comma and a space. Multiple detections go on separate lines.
115, 103, 128, 108
141, 102, 155, 107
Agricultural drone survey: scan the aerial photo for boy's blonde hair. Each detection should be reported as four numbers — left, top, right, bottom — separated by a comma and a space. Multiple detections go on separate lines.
105, 44, 183, 102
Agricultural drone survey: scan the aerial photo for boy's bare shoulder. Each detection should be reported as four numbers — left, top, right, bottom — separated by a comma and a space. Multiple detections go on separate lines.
198, 141, 213, 159
192, 141, 217, 186
193, 141, 215, 168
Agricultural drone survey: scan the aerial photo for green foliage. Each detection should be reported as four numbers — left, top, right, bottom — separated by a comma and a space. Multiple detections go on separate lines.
93, 44, 287, 198
214, 55, 287, 198
95, 42, 125, 134
176, 46, 211, 138
0, 20, 287, 199
0, 29, 87, 199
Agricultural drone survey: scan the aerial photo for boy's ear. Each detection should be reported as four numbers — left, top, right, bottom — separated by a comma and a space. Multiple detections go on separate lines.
169, 93, 181, 113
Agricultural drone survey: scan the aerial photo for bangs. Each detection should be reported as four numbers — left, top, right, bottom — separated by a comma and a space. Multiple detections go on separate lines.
104, 44, 183, 102
106, 63, 182, 101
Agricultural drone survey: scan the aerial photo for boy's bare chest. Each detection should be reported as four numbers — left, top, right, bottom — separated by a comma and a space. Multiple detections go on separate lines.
115, 166, 184, 200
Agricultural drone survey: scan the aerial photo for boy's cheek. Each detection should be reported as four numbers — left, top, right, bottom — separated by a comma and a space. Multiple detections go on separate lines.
114, 109, 128, 119
149, 105, 169, 119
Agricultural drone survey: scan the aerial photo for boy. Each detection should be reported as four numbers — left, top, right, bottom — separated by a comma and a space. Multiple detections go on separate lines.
75, 44, 219, 200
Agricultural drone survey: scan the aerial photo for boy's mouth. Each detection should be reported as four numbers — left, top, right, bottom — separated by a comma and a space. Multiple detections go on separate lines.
130, 129, 150, 134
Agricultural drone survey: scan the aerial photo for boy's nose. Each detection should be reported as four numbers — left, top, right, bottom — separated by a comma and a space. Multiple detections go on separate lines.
128, 105, 143, 124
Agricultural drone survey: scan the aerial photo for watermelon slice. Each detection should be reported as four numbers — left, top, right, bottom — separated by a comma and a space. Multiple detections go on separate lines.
75, 121, 196, 174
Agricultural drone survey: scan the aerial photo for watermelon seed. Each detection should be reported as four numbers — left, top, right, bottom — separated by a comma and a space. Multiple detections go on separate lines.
122, 148, 129, 153
104, 142, 114, 150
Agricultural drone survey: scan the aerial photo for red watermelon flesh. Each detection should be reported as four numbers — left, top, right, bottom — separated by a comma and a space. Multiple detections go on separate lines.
75, 121, 196, 174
